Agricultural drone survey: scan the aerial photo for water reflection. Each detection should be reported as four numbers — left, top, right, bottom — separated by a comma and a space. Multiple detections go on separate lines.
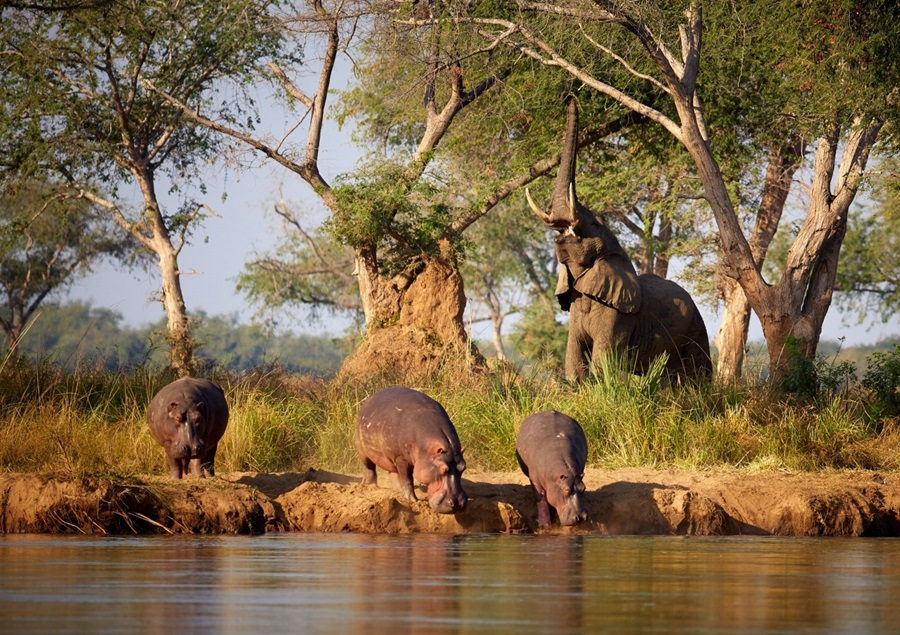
1, 534, 899, 634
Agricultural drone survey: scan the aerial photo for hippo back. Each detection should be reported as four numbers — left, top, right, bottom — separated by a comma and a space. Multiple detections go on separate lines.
356, 385, 462, 457
516, 410, 587, 478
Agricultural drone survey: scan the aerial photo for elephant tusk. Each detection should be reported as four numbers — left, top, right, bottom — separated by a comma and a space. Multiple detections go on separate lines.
567, 183, 577, 220
526, 188, 553, 224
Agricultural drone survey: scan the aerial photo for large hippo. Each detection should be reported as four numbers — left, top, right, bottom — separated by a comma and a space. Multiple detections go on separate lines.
515, 410, 588, 528
355, 386, 468, 514
147, 377, 229, 479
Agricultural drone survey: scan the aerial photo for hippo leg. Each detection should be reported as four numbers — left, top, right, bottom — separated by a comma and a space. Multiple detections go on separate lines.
394, 458, 419, 505
361, 458, 377, 486
167, 456, 185, 479
188, 457, 203, 478
200, 443, 219, 478
534, 489, 552, 528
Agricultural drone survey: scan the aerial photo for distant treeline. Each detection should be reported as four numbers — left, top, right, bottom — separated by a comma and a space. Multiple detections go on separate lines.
12, 302, 353, 375
8, 301, 899, 378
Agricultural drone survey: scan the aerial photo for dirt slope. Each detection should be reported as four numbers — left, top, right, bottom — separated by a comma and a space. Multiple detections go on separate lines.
1, 468, 898, 536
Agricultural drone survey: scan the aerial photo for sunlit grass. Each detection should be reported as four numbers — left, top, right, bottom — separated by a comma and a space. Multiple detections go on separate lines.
0, 355, 898, 478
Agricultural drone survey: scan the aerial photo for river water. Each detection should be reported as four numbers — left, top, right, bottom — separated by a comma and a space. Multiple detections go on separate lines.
1, 533, 899, 634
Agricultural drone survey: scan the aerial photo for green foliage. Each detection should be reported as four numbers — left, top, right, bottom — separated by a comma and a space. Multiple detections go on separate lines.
15, 302, 350, 376
508, 301, 567, 371
236, 217, 361, 325
0, 180, 135, 346
326, 162, 460, 277
835, 158, 900, 322
775, 336, 819, 396
861, 344, 900, 418
1, 0, 284, 185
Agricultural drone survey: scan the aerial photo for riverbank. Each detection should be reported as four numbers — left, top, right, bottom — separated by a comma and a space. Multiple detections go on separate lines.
2, 468, 898, 536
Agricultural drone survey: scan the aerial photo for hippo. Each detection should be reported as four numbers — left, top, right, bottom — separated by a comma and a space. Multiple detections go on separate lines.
147, 377, 229, 479
515, 410, 588, 528
355, 386, 468, 514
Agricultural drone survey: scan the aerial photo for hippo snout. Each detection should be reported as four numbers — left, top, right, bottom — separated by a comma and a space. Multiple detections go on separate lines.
559, 496, 587, 526
428, 488, 468, 514
172, 440, 204, 459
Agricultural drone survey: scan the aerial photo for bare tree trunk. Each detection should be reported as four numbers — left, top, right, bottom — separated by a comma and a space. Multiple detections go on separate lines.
715, 139, 803, 382
490, 316, 507, 361
714, 279, 751, 382
156, 246, 194, 377
138, 182, 195, 377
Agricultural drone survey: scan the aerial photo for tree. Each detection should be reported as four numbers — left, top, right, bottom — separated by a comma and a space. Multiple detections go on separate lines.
0, 0, 284, 375
153, 0, 646, 380
14, 301, 151, 369
0, 180, 132, 351
833, 158, 900, 324
461, 201, 559, 360
443, 0, 899, 382
236, 198, 362, 330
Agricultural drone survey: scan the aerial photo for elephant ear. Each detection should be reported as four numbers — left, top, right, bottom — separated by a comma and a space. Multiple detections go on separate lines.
555, 267, 572, 312
572, 255, 642, 313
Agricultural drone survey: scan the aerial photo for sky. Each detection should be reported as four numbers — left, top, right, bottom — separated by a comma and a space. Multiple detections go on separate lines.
61, 60, 899, 350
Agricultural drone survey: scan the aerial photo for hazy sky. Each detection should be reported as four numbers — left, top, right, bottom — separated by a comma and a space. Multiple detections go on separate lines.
61, 61, 898, 348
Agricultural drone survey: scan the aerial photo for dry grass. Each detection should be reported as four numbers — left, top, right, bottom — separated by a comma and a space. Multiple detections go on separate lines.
0, 356, 897, 478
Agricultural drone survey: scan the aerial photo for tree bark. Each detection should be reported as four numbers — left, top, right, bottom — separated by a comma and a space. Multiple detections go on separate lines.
155, 244, 194, 377
715, 139, 803, 382
137, 181, 195, 377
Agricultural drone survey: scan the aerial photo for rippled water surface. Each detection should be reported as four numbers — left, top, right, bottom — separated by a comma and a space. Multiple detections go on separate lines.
2, 533, 899, 634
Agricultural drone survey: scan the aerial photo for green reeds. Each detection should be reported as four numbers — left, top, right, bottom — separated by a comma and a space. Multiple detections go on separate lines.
0, 355, 897, 478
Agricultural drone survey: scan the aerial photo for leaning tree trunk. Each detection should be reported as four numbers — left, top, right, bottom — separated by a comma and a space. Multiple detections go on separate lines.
714, 280, 752, 382
156, 246, 194, 378
715, 140, 803, 382
340, 241, 483, 382
140, 191, 195, 378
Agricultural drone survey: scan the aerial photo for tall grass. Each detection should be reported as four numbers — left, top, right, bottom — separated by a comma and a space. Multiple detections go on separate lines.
1, 355, 898, 478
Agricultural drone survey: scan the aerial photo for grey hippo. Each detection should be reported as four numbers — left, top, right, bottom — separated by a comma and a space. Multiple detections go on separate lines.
516, 410, 588, 528
147, 377, 229, 479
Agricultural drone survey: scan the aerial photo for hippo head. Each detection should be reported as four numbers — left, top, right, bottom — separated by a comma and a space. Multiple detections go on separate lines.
415, 445, 468, 514
166, 399, 208, 460
549, 472, 588, 527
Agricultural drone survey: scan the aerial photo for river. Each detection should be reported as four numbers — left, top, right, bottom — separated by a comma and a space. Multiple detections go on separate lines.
1, 534, 899, 634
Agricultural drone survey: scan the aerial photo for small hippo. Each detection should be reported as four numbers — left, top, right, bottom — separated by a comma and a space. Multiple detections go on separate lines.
515, 410, 588, 528
147, 377, 229, 479
355, 386, 468, 514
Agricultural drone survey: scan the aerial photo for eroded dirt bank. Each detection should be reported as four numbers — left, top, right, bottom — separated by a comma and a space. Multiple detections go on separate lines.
2, 468, 899, 536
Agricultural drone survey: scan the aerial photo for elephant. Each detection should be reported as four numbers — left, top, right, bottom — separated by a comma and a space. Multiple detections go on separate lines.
526, 98, 712, 383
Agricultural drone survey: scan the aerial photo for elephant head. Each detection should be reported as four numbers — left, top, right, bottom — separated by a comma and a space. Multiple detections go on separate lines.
526, 98, 641, 314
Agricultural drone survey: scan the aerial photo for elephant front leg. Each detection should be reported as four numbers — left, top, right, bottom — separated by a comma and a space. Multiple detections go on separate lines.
565, 330, 591, 382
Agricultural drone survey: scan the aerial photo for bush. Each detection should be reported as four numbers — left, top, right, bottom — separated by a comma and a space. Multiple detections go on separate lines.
862, 344, 900, 419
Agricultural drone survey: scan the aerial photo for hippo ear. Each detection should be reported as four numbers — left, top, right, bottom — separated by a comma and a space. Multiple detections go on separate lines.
167, 402, 178, 417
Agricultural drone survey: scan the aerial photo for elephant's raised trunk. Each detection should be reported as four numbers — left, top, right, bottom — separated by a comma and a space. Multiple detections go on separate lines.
526, 97, 580, 228
551, 97, 579, 225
